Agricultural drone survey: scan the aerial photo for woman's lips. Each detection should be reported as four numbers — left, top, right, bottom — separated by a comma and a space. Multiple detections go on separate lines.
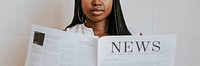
91, 10, 103, 16
91, 7, 104, 16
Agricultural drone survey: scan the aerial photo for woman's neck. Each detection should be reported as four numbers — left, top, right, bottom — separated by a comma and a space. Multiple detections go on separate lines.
85, 18, 108, 37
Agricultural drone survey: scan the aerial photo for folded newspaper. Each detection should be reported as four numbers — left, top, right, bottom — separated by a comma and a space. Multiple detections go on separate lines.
25, 24, 176, 66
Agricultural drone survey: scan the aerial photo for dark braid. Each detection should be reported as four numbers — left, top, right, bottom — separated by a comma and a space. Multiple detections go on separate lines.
65, 0, 131, 35
65, 0, 85, 28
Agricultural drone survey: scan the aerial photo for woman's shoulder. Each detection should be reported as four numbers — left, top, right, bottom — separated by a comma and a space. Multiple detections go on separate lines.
66, 24, 85, 31
65, 24, 94, 36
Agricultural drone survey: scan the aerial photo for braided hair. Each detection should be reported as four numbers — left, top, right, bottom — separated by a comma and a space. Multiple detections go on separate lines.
65, 0, 131, 35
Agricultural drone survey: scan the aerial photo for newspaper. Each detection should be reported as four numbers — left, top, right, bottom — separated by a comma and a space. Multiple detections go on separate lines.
25, 24, 176, 66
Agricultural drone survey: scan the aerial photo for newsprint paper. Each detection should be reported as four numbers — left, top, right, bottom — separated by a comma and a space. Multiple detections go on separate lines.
25, 24, 176, 66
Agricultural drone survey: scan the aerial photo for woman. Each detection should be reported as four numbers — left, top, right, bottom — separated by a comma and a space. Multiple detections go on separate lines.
65, 0, 131, 37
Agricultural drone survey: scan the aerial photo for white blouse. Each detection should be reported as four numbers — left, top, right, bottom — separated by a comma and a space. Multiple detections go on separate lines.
66, 24, 95, 36
66, 24, 139, 36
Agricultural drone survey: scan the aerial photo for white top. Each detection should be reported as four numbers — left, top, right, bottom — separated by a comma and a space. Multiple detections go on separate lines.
66, 24, 95, 36
66, 24, 139, 36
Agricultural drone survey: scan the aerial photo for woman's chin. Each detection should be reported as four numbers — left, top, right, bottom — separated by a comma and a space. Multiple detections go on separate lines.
89, 17, 106, 22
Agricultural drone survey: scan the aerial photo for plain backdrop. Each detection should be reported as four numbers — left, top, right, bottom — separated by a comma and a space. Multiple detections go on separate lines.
0, 0, 200, 66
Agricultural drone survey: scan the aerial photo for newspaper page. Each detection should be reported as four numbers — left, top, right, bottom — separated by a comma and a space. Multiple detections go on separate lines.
25, 25, 98, 66
98, 35, 176, 66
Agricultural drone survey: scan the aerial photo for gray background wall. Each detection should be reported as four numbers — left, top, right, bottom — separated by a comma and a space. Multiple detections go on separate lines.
0, 0, 199, 66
